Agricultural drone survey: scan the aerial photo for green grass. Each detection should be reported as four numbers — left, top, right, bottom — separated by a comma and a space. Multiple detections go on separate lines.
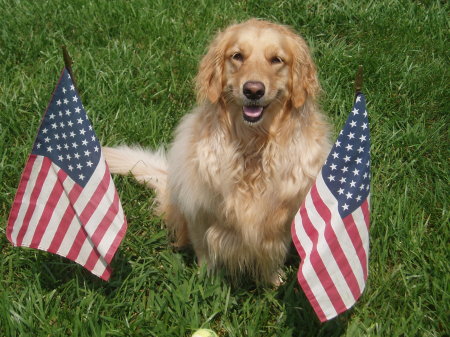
1, 0, 448, 336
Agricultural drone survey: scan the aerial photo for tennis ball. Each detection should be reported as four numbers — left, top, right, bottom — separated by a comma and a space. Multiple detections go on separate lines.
191, 328, 218, 337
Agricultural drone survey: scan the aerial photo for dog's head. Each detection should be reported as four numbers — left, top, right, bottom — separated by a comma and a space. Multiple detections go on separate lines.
195, 19, 319, 126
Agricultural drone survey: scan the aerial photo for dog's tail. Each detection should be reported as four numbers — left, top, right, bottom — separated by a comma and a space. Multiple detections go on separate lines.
103, 145, 167, 202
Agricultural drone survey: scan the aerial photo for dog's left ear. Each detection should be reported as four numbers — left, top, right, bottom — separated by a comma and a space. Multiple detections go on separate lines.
290, 35, 320, 108
195, 31, 225, 104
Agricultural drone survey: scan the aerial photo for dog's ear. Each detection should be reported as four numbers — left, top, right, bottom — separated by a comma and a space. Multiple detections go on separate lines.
290, 35, 320, 108
195, 31, 226, 104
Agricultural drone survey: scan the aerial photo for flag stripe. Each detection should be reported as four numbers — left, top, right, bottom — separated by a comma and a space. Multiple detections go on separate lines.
291, 217, 330, 322
315, 174, 366, 293
7, 155, 38, 243
83, 191, 120, 271
299, 200, 347, 314
65, 165, 111, 262
311, 183, 362, 301
28, 168, 68, 249
15, 157, 52, 246
45, 183, 83, 254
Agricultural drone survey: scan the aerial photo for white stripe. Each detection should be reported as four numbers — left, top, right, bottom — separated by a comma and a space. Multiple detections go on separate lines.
57, 159, 107, 256
302, 187, 356, 309
315, 173, 366, 296
91, 256, 108, 278
11, 156, 44, 245
352, 206, 370, 275
96, 196, 125, 259
38, 172, 76, 251
21, 163, 59, 247
293, 210, 337, 319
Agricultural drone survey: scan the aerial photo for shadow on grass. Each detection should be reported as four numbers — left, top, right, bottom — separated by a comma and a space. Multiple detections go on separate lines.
36, 248, 132, 296
278, 246, 350, 337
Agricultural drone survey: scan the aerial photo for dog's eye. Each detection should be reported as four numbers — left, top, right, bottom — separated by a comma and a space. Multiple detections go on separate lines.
271, 56, 283, 64
232, 52, 243, 62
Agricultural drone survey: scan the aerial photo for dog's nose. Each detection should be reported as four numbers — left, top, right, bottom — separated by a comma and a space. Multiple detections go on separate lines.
243, 81, 265, 100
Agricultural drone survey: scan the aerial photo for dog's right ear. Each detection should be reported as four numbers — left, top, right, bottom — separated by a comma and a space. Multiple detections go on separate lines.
195, 31, 226, 104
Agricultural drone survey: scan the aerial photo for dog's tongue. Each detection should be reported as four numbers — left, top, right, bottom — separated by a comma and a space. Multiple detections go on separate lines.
243, 106, 263, 118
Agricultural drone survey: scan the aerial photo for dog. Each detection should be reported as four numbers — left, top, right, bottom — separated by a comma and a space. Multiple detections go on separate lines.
103, 19, 330, 285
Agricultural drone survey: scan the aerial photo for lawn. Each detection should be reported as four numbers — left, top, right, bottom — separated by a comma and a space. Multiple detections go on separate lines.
0, 0, 448, 336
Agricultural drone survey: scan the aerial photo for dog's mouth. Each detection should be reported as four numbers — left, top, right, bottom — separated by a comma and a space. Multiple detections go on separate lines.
242, 105, 265, 124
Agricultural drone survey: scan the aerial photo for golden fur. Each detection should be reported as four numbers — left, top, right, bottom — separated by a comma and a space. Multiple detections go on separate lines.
104, 19, 330, 284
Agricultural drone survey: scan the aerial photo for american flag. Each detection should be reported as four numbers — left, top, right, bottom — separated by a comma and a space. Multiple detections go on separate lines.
291, 93, 370, 321
6, 68, 127, 280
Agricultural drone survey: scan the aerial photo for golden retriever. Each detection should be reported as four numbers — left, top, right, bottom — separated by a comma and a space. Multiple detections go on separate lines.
103, 19, 330, 285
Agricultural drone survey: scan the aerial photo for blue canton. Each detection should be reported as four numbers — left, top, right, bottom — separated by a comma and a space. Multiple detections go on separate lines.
322, 93, 370, 217
32, 68, 101, 187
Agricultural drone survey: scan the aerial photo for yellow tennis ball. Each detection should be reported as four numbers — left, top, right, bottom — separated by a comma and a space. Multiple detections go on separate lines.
191, 329, 218, 337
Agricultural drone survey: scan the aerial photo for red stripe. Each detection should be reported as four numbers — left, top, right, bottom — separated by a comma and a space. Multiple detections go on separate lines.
65, 168, 111, 262
7, 155, 38, 243
104, 216, 127, 264
46, 183, 83, 254
291, 218, 327, 322
311, 185, 361, 300
361, 199, 370, 229
343, 213, 368, 281
83, 191, 120, 271
29, 169, 68, 249
100, 266, 112, 281
16, 157, 52, 246
299, 200, 347, 314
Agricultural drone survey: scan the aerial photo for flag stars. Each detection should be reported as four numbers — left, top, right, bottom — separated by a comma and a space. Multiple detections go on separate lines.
74, 153, 80, 160
84, 150, 91, 157
79, 174, 85, 181
77, 118, 83, 124
341, 166, 348, 173
327, 175, 335, 182
68, 165, 74, 171
65, 109, 71, 116
75, 107, 81, 113
64, 143, 69, 150
42, 128, 48, 134
63, 98, 69, 105
335, 140, 341, 147
70, 131, 76, 138
72, 142, 78, 149
82, 139, 88, 146
51, 123, 57, 129
344, 155, 351, 162
350, 180, 356, 188
342, 203, 349, 211
361, 122, 368, 130
347, 132, 355, 140
330, 163, 337, 171
70, 85, 75, 91
359, 135, 367, 142
44, 137, 50, 143
355, 157, 362, 164
332, 152, 339, 159
345, 144, 353, 151
352, 108, 359, 115
349, 120, 357, 127
94, 146, 99, 152
79, 128, 86, 135
76, 163, 83, 170
346, 192, 353, 199
338, 188, 345, 195
339, 177, 346, 184
67, 121, 74, 127
46, 146, 53, 153
353, 168, 360, 176
62, 87, 67, 94
357, 146, 364, 153
86, 161, 93, 167
356, 195, 362, 202
73, 96, 78, 102
59, 111, 63, 117
49, 113, 55, 120
56, 99, 62, 106
66, 154, 71, 160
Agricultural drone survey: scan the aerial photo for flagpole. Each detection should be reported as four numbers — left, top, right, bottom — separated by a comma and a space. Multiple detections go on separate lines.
62, 45, 77, 89
354, 65, 363, 96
